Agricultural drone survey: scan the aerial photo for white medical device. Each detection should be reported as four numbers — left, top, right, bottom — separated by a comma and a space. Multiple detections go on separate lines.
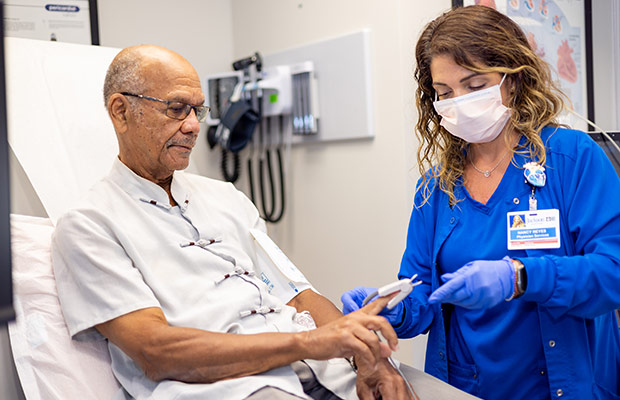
362, 275, 422, 310
377, 275, 423, 310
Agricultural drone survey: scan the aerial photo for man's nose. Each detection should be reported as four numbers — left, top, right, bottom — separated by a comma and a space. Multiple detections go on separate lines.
181, 109, 201, 134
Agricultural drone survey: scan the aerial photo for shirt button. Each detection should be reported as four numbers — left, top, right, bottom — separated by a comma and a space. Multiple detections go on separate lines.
556, 389, 563, 397
449, 217, 456, 224
439, 352, 445, 360
513, 197, 520, 204
540, 370, 545, 375
549, 340, 556, 348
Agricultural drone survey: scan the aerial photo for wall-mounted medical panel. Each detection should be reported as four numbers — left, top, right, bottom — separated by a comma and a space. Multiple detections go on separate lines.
205, 71, 244, 126
263, 30, 374, 144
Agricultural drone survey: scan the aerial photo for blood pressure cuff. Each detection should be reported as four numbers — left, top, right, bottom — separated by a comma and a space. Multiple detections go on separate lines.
219, 101, 259, 153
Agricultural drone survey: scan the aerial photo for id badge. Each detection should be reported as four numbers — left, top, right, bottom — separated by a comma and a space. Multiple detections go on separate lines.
507, 209, 560, 250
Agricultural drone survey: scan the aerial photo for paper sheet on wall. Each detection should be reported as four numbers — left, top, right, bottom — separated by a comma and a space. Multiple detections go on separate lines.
6, 37, 120, 224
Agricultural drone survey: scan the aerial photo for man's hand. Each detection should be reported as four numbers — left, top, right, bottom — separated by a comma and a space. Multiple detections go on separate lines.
341, 286, 405, 326
356, 357, 418, 400
301, 294, 399, 367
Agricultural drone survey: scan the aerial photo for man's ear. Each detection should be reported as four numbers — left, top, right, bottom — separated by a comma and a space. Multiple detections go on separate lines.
108, 93, 131, 134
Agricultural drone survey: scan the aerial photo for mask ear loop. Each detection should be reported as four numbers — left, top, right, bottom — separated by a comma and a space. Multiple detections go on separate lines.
499, 73, 507, 87
498, 73, 513, 108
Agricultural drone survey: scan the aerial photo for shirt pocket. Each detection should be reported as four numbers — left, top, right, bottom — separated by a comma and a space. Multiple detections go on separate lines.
447, 359, 481, 397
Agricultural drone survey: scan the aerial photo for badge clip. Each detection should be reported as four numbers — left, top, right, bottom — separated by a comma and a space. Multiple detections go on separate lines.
524, 162, 546, 211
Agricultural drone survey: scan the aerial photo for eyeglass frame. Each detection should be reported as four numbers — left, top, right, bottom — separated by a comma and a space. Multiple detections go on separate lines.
120, 92, 210, 122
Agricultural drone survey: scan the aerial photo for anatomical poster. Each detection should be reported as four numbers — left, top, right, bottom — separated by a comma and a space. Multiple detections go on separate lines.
463, 0, 589, 129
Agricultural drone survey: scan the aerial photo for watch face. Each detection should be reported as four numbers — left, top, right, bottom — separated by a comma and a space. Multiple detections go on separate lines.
517, 265, 527, 293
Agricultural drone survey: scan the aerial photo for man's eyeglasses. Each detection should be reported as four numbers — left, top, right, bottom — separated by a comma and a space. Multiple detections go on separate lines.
121, 92, 210, 122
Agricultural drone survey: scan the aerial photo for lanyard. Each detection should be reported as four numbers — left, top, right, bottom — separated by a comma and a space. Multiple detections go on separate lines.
529, 185, 537, 211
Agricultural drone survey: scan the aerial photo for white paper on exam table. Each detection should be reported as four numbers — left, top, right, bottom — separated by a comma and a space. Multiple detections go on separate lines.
6, 37, 120, 224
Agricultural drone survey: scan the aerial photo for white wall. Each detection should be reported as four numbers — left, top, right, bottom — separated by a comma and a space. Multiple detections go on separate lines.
228, 0, 451, 367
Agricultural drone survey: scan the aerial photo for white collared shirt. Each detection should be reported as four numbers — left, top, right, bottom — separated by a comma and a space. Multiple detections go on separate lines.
52, 158, 313, 399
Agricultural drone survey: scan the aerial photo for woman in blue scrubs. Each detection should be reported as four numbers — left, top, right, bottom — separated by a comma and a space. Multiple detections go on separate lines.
342, 5, 620, 399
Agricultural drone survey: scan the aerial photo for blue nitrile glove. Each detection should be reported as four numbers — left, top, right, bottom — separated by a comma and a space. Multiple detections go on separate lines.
341, 287, 405, 326
428, 256, 515, 309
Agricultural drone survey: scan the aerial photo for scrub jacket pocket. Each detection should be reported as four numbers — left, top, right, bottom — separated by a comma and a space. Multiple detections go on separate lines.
448, 359, 481, 397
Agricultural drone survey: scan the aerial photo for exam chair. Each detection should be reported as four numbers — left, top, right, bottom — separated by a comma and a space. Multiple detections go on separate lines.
2, 37, 132, 400
3, 215, 123, 400
1, 324, 25, 399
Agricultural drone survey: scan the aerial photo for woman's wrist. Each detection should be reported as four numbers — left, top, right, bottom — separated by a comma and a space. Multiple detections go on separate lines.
506, 258, 526, 301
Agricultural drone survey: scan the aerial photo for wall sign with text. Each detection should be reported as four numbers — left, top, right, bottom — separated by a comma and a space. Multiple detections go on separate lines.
4, 0, 98, 44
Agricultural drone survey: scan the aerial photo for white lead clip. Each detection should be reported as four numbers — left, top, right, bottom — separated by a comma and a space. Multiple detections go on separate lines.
377, 274, 423, 310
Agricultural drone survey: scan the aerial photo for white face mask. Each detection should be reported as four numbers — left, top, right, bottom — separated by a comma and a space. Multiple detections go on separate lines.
433, 74, 511, 143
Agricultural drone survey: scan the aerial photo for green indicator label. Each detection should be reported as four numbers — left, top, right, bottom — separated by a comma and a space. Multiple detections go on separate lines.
269, 93, 278, 103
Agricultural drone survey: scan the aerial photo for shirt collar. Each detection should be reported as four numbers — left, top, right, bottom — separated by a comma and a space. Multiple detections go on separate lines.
108, 157, 191, 208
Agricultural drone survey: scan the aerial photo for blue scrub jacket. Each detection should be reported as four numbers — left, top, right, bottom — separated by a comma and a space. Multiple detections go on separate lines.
396, 126, 620, 399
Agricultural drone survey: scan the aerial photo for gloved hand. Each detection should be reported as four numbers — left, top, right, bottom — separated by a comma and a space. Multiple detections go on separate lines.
341, 287, 404, 326
428, 256, 515, 310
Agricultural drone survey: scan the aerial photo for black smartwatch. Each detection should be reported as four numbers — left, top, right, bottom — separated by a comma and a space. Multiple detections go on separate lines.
514, 259, 527, 297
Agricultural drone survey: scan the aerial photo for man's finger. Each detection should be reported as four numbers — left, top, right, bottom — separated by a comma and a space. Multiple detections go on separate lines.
374, 381, 398, 400
355, 323, 390, 363
348, 333, 378, 367
355, 294, 400, 351
375, 319, 399, 352
376, 374, 418, 400
351, 312, 400, 353
357, 387, 373, 400
359, 292, 397, 315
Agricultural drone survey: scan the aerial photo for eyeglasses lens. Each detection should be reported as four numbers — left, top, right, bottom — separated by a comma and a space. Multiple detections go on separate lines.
194, 107, 208, 122
166, 102, 209, 122
166, 102, 189, 120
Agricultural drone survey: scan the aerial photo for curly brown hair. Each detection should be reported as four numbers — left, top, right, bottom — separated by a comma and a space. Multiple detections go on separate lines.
414, 5, 567, 206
